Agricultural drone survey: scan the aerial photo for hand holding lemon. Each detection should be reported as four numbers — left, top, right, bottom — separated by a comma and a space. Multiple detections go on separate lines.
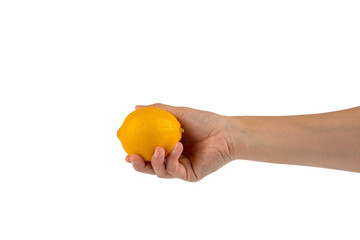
117, 103, 235, 182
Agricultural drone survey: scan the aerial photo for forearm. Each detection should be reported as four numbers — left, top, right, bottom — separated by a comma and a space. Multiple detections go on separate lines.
227, 107, 360, 172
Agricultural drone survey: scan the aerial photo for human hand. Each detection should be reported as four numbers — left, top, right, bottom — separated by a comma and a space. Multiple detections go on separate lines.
125, 103, 236, 182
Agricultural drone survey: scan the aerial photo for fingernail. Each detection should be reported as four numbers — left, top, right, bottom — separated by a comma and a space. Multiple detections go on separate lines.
174, 142, 180, 150
135, 105, 146, 109
129, 156, 136, 166
154, 147, 160, 158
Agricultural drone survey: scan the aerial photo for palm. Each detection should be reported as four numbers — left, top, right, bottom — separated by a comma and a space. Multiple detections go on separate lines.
128, 104, 232, 182
173, 107, 232, 181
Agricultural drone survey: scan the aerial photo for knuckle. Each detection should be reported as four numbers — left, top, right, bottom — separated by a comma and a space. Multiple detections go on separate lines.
188, 175, 201, 183
156, 174, 166, 179
152, 103, 163, 108
166, 165, 176, 176
189, 178, 200, 183
132, 164, 143, 172
132, 166, 141, 171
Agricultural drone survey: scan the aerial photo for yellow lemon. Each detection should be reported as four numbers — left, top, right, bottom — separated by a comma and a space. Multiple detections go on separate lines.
117, 107, 184, 161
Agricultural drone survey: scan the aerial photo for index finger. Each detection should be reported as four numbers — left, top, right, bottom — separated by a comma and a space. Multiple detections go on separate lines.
129, 154, 156, 175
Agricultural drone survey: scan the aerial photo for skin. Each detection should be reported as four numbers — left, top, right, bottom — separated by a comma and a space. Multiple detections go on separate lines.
126, 104, 360, 182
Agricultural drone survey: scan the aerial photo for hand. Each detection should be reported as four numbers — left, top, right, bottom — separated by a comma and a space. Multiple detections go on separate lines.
125, 103, 235, 182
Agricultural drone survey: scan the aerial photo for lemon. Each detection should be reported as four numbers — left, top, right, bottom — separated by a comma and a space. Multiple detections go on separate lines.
117, 107, 184, 161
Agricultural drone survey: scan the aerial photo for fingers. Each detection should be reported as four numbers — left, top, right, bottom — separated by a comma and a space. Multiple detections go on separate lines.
125, 142, 193, 181
129, 154, 155, 175
151, 147, 174, 179
166, 142, 189, 181
125, 147, 176, 178
135, 103, 170, 110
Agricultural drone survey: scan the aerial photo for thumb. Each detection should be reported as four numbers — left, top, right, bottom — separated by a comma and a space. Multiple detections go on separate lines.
135, 103, 182, 118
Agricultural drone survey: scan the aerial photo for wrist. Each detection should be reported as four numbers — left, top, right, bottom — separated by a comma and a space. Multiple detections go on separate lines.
224, 116, 251, 161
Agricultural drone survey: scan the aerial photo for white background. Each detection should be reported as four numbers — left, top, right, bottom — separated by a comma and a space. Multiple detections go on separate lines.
0, 0, 359, 239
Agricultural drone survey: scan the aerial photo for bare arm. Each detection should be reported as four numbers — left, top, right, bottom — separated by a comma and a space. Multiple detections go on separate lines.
227, 107, 360, 172
127, 104, 360, 182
